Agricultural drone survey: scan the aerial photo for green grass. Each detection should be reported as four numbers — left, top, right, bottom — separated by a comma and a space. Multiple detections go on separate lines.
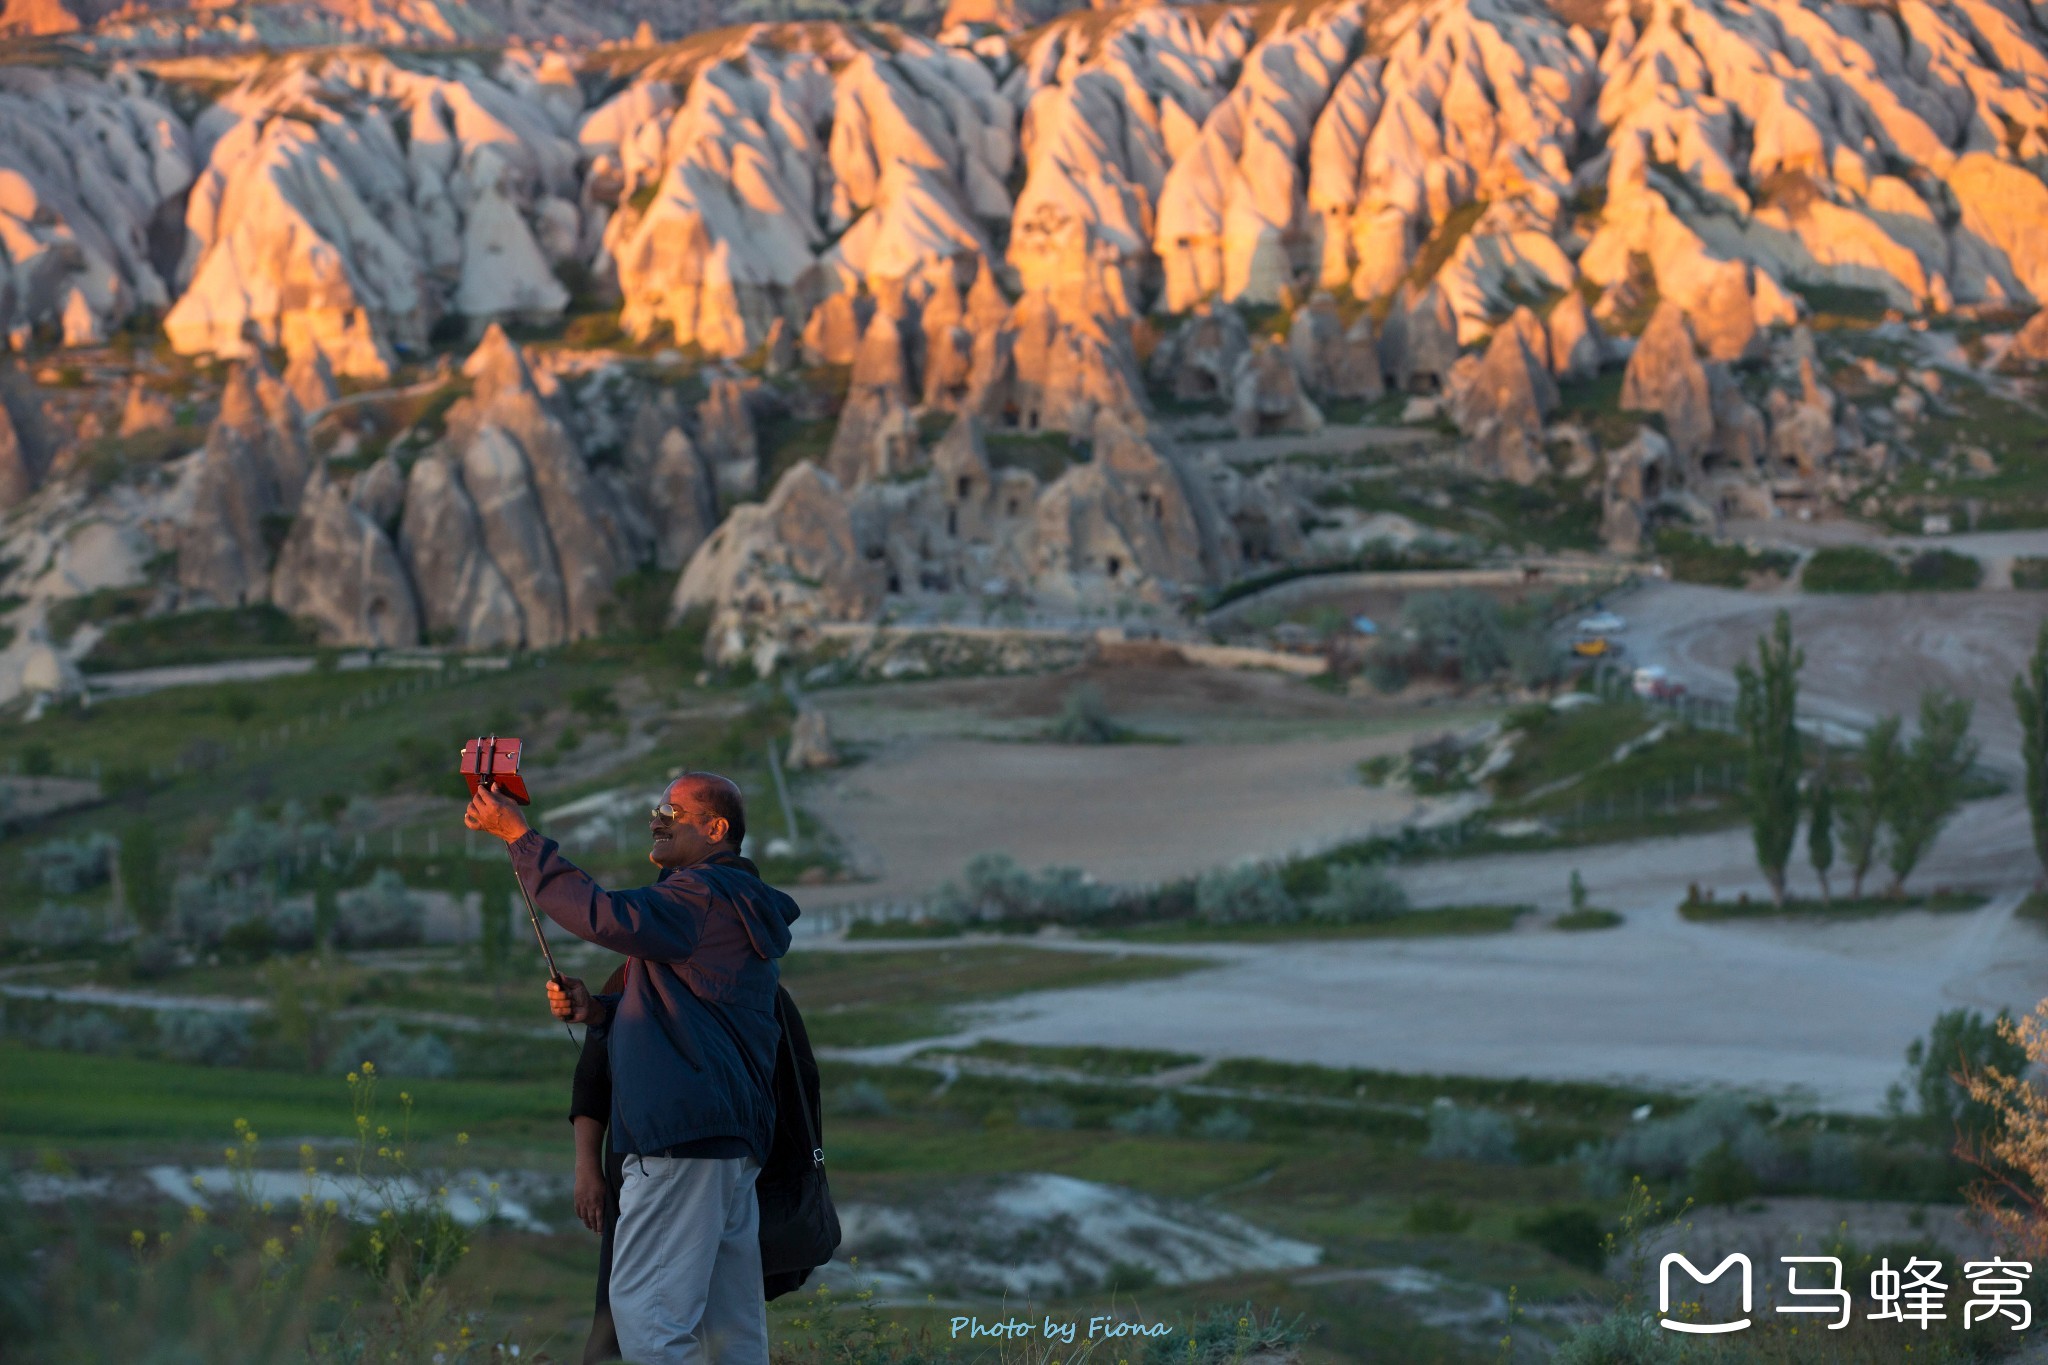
2014, 557, 2048, 590
1802, 545, 1982, 593
843, 917, 965, 940
1315, 469, 1602, 553
1490, 699, 1746, 819
1653, 528, 1797, 587
1554, 908, 1623, 930
83, 604, 321, 671
780, 945, 1209, 1048
0, 1042, 564, 1150
1097, 904, 1529, 943
1678, 889, 1988, 921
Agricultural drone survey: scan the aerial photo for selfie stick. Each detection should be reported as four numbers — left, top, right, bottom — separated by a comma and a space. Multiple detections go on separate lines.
472, 734, 577, 1047
505, 856, 579, 1049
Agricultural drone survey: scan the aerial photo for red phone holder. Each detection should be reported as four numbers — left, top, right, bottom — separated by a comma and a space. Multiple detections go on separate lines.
461, 735, 530, 805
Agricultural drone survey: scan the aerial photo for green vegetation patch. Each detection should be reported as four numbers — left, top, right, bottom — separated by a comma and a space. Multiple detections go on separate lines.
1316, 470, 1602, 554
83, 605, 320, 672
2014, 556, 2048, 590
1554, 908, 1623, 931
1652, 528, 1797, 587
1678, 887, 1988, 921
0, 1042, 561, 1149
1802, 545, 1983, 593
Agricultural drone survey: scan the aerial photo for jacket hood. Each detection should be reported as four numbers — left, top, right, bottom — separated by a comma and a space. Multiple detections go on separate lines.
671, 850, 799, 961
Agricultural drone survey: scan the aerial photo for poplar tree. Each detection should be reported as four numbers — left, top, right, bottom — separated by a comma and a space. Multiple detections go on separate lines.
1736, 611, 1803, 905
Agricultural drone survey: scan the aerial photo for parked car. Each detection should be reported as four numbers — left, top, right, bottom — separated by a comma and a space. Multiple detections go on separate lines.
1632, 666, 1685, 700
1577, 611, 1627, 635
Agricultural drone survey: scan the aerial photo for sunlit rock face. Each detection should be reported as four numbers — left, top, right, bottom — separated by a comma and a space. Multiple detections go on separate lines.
21, 0, 2048, 375
162, 51, 588, 381
16, 0, 2048, 675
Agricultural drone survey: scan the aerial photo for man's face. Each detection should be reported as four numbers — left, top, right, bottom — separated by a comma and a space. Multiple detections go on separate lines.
649, 779, 727, 869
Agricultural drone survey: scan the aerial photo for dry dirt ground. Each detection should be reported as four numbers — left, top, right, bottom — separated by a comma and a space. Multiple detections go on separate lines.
799, 664, 1488, 908
1617, 579, 2048, 756
798, 590, 2048, 1112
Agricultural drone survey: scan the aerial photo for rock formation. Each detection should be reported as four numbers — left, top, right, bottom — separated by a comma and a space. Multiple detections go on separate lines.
1447, 309, 1558, 484
1288, 294, 1383, 401
270, 466, 422, 646
1232, 341, 1324, 439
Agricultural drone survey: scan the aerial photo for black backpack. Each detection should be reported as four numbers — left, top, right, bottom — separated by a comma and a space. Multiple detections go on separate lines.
758, 985, 841, 1299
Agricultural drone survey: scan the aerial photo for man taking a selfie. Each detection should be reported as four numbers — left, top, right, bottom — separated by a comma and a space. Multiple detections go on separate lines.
465, 771, 797, 1365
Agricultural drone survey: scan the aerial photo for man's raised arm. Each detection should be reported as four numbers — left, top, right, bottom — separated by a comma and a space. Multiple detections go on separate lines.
465, 785, 708, 962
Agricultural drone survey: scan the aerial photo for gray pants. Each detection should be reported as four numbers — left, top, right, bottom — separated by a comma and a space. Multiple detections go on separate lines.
609, 1155, 767, 1365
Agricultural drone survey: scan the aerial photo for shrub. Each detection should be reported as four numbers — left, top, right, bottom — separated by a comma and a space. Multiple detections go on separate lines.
1802, 545, 1901, 592
1505, 626, 1565, 688
1193, 864, 1296, 924
1586, 1095, 1786, 1190
1048, 683, 1125, 743
1904, 548, 1983, 590
2015, 556, 2048, 591
1423, 1104, 1520, 1164
1516, 1206, 1607, 1271
1899, 1007, 2024, 1147
1692, 1140, 1758, 1206
1109, 1096, 1182, 1135
173, 876, 278, 950
1556, 908, 1624, 930
334, 870, 424, 949
1802, 546, 1979, 594
831, 1080, 893, 1117
13, 901, 104, 951
1400, 589, 1507, 681
1165, 1303, 1309, 1365
128, 933, 181, 979
929, 853, 1113, 925
1310, 862, 1410, 921
1018, 1101, 1076, 1130
1805, 1131, 1861, 1192
207, 808, 295, 880
568, 684, 619, 720
1551, 1310, 1682, 1365
1406, 1196, 1472, 1234
1195, 1107, 1254, 1141
28, 833, 116, 895
1654, 528, 1797, 587
332, 1019, 455, 1078
158, 1009, 252, 1066
1405, 732, 1468, 792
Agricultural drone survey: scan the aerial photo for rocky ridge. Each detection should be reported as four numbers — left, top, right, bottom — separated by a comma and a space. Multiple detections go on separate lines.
4, 0, 2048, 691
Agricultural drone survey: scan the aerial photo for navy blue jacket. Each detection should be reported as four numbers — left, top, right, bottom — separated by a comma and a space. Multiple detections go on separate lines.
510, 833, 798, 1161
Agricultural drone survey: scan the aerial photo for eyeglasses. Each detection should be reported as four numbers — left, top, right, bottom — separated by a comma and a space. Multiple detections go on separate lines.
650, 803, 685, 824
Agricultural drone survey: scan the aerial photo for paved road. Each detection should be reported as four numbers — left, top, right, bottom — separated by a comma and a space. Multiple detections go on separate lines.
879, 873, 2039, 1114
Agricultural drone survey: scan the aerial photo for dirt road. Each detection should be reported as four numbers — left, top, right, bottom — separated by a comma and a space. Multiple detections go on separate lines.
796, 591, 2048, 1109
1617, 580, 2046, 759
844, 876, 2042, 1113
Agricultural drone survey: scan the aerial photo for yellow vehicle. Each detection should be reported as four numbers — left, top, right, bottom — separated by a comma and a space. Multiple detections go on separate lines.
1572, 636, 1614, 658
